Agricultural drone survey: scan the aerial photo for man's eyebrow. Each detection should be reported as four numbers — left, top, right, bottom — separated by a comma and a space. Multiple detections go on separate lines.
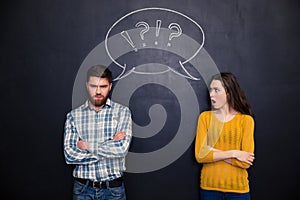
88, 83, 109, 87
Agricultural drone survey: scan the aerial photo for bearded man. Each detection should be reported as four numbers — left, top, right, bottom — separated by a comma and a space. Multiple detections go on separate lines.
63, 65, 132, 200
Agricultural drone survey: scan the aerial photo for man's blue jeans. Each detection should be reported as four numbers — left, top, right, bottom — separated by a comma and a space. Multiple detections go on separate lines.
73, 179, 126, 200
200, 189, 251, 200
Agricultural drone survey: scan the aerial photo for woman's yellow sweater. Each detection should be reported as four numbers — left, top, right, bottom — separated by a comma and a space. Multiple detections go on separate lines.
195, 111, 255, 193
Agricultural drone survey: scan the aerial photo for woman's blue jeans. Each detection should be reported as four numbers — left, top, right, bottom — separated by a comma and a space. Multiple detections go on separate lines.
200, 189, 250, 200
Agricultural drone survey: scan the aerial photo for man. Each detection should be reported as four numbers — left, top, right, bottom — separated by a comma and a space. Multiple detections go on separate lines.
64, 65, 132, 200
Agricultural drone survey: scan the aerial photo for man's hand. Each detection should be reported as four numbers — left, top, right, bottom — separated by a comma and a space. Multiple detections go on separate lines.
77, 140, 89, 151
113, 131, 126, 140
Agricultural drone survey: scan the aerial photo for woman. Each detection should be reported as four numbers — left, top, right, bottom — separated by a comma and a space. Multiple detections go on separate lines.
195, 72, 255, 200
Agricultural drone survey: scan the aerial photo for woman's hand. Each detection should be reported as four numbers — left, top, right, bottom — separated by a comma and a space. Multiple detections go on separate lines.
233, 150, 255, 165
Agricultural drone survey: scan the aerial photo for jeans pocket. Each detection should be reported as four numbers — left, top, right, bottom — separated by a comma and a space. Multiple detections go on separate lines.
108, 185, 125, 198
73, 180, 86, 195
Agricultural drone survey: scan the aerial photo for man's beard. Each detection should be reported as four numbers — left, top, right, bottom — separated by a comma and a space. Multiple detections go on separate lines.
88, 95, 108, 108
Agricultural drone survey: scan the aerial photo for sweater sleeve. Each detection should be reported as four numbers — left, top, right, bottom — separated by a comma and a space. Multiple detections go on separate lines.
195, 112, 214, 163
231, 115, 255, 169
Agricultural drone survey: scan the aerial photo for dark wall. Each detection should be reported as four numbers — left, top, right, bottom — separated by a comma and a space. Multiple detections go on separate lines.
1, 0, 299, 199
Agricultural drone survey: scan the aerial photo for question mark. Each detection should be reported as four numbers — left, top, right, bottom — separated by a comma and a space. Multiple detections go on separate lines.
167, 23, 182, 47
135, 21, 150, 47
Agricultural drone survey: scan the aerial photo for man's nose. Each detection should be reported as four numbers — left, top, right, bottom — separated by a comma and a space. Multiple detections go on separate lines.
96, 86, 102, 94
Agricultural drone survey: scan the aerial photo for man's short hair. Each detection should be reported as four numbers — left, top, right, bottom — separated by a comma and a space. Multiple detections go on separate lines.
86, 65, 112, 83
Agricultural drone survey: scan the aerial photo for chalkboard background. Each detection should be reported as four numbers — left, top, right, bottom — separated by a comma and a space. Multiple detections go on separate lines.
1, 0, 299, 199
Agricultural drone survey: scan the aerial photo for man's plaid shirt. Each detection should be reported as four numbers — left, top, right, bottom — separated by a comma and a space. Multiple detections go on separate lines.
64, 99, 132, 181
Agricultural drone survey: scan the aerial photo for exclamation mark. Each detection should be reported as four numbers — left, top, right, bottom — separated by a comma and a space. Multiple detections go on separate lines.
155, 20, 161, 45
121, 31, 137, 52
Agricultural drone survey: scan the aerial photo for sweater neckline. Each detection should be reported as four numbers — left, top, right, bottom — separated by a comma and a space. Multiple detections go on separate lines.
211, 111, 239, 123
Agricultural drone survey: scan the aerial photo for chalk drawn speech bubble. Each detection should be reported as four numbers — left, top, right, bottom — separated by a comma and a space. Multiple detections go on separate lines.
105, 7, 205, 81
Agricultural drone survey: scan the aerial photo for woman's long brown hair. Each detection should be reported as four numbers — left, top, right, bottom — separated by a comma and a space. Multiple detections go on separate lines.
210, 72, 253, 116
